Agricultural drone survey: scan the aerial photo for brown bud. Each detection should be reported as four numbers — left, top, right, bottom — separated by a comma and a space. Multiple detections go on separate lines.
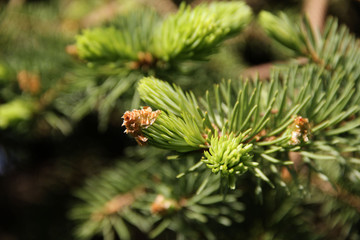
65, 44, 78, 57
122, 106, 161, 145
151, 195, 180, 216
17, 70, 41, 94
91, 188, 144, 221
289, 116, 311, 145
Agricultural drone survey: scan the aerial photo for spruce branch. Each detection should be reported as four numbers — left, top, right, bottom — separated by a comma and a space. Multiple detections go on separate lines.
152, 1, 252, 62
70, 149, 245, 240
259, 12, 360, 74
75, 2, 252, 67
258, 11, 305, 54
124, 77, 296, 188
70, 2, 253, 128
137, 77, 202, 123
124, 53, 360, 189
69, 159, 156, 240
143, 111, 208, 152
75, 8, 160, 67
145, 157, 244, 239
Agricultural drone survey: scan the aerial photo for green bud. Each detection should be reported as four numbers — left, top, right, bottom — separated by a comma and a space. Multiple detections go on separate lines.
202, 132, 254, 189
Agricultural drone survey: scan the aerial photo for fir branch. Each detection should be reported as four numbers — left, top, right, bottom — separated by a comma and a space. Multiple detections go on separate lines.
69, 159, 156, 240
124, 59, 360, 189
122, 14, 360, 191
258, 11, 305, 54
137, 77, 202, 123
76, 2, 252, 68
75, 8, 160, 66
259, 12, 360, 74
70, 149, 245, 240
152, 1, 252, 62
144, 111, 208, 152
146, 157, 244, 239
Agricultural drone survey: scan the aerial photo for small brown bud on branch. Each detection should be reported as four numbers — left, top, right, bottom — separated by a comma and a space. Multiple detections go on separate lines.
122, 106, 161, 145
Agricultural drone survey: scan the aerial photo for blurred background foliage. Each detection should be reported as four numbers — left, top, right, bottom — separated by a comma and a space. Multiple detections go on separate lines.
0, 0, 360, 239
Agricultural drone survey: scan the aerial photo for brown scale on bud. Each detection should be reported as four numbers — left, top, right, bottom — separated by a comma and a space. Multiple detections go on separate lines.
128, 52, 157, 72
65, 44, 79, 58
122, 106, 161, 145
289, 116, 311, 145
17, 70, 41, 94
91, 188, 145, 221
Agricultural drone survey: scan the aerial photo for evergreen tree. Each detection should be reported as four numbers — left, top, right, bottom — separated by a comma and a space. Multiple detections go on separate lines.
1, 1, 359, 240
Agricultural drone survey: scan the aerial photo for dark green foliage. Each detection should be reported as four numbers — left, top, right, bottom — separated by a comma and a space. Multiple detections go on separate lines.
132, 15, 360, 193
0, 3, 74, 134
76, 2, 252, 66
70, 147, 244, 240
1, 1, 360, 240
59, 2, 253, 129
76, 8, 161, 65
